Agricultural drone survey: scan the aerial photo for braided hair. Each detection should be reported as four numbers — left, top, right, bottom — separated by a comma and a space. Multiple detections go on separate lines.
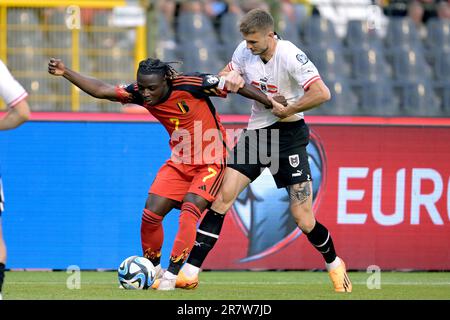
137, 58, 182, 81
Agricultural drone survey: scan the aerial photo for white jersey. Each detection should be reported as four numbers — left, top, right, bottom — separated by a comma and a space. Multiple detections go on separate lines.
0, 59, 28, 108
228, 39, 321, 129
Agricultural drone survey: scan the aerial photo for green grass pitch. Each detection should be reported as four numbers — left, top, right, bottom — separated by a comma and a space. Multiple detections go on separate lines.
3, 270, 450, 300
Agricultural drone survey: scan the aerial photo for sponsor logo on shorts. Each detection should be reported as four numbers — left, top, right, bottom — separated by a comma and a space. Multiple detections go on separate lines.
292, 169, 303, 177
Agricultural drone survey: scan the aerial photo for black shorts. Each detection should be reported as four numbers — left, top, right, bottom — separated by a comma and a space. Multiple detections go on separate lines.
227, 119, 312, 188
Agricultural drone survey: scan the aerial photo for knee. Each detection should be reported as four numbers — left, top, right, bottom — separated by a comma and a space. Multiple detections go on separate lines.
297, 218, 316, 234
213, 185, 237, 212
291, 206, 315, 233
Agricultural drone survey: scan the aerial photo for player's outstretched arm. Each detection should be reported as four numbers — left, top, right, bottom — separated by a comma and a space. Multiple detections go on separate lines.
236, 83, 272, 108
48, 58, 118, 101
218, 65, 286, 109
0, 99, 31, 130
270, 80, 331, 119
234, 81, 288, 109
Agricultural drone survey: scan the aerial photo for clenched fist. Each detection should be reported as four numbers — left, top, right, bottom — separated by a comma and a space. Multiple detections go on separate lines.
48, 58, 65, 76
222, 70, 245, 93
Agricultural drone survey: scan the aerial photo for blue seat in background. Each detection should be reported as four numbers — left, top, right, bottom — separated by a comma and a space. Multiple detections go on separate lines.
345, 19, 384, 51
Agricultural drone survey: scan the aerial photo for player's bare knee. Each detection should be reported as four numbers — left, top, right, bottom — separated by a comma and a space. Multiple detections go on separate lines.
221, 185, 239, 208
290, 203, 315, 232
212, 185, 237, 213
145, 194, 179, 216
296, 217, 316, 234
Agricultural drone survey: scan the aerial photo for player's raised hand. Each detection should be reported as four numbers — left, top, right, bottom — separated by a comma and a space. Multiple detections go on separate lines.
223, 70, 244, 92
48, 58, 65, 76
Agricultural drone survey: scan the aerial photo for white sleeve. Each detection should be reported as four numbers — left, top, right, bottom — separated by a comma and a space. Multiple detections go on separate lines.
227, 41, 246, 74
0, 60, 28, 108
287, 49, 322, 90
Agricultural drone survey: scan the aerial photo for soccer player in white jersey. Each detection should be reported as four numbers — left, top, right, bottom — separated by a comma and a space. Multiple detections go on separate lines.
177, 9, 352, 293
0, 59, 31, 299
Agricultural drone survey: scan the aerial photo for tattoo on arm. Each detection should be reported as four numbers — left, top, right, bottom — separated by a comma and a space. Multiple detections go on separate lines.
287, 182, 312, 205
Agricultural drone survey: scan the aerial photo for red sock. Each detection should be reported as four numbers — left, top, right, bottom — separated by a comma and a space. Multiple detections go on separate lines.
169, 202, 202, 274
141, 209, 164, 266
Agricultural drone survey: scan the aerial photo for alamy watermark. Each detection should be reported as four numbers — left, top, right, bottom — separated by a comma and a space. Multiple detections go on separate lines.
66, 265, 81, 290
366, 265, 382, 289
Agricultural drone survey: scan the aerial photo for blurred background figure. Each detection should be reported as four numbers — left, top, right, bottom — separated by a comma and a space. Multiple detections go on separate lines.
1, 0, 449, 116
436, 0, 450, 19
407, 0, 427, 38
239, 0, 270, 13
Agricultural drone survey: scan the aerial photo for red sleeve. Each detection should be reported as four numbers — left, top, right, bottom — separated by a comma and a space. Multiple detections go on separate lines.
115, 85, 135, 104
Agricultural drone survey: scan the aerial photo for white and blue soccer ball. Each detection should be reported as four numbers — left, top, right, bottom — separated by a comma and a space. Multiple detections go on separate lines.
118, 256, 156, 290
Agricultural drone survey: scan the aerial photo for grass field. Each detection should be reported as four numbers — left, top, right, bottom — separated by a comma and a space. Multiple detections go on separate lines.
2, 270, 450, 300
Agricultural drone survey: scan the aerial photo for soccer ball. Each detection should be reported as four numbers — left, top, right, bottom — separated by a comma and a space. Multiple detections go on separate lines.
118, 255, 156, 290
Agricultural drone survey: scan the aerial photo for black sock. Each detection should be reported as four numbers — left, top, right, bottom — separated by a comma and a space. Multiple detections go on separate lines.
0, 262, 5, 293
167, 261, 183, 276
186, 209, 225, 268
305, 221, 337, 264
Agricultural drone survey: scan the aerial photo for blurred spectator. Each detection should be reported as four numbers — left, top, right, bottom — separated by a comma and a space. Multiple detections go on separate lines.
292, 0, 313, 25
80, 8, 96, 26
408, 0, 425, 22
421, 0, 441, 21
205, 0, 228, 18
281, 0, 312, 31
179, 0, 205, 13
381, 0, 411, 16
436, 1, 450, 19
205, 1, 229, 30
226, 0, 244, 14
239, 0, 270, 13
408, 0, 427, 38
42, 7, 65, 25
159, 0, 177, 26
381, 0, 441, 21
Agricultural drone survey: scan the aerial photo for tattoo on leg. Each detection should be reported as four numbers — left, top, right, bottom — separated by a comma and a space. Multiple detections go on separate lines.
287, 182, 311, 205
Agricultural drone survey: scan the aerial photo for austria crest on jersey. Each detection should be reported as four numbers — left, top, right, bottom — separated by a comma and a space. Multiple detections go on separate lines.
289, 154, 300, 168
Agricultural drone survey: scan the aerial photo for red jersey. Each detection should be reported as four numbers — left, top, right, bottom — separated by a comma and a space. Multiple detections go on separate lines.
116, 74, 229, 164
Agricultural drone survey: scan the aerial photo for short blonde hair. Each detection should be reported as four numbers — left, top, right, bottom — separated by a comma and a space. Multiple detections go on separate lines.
239, 8, 274, 35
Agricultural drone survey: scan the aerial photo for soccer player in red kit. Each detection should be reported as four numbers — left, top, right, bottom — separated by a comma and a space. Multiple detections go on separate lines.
48, 57, 273, 290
